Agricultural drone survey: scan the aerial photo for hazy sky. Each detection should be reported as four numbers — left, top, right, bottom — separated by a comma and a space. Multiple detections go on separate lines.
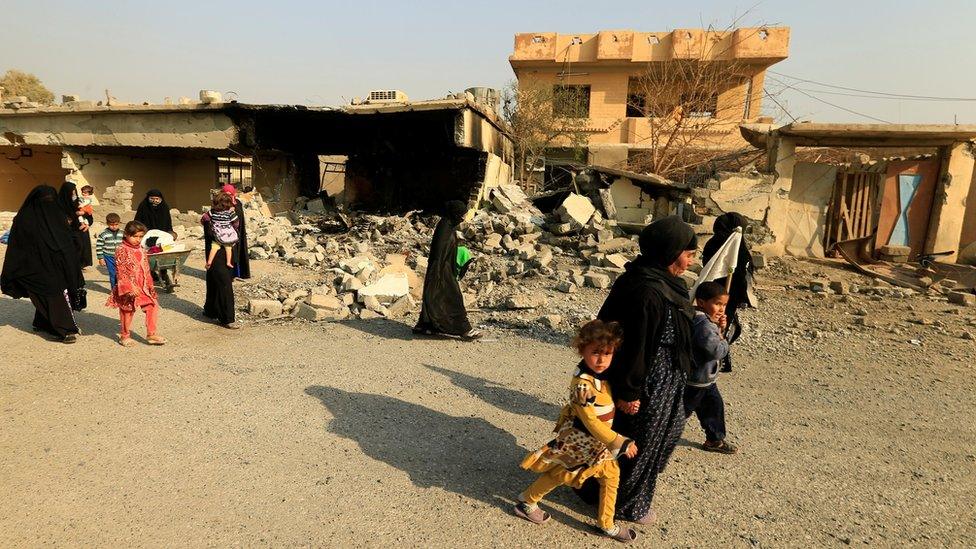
5, 0, 976, 124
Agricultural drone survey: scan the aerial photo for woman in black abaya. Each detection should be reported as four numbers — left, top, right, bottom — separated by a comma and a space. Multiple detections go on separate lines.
701, 212, 755, 370
201, 206, 239, 329
221, 184, 250, 279
57, 182, 93, 269
135, 189, 176, 286
413, 200, 480, 340
1, 185, 82, 343
578, 216, 698, 524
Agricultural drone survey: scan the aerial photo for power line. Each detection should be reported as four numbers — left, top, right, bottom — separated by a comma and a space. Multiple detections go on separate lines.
770, 70, 976, 102
766, 75, 892, 123
779, 87, 976, 102
763, 88, 797, 123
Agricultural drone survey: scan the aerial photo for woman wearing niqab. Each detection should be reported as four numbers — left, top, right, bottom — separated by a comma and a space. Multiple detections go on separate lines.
58, 181, 93, 268
577, 215, 698, 523
701, 212, 755, 370
413, 200, 480, 340
1, 185, 82, 342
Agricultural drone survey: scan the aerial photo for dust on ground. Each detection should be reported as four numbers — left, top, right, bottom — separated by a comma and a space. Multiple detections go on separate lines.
1, 248, 975, 547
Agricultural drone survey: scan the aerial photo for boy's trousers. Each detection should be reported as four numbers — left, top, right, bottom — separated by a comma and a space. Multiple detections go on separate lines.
683, 384, 727, 443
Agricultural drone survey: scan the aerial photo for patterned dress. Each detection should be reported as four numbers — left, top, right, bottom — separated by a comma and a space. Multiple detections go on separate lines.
613, 309, 687, 521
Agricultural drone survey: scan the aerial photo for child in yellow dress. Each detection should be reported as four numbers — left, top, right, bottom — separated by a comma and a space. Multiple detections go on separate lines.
515, 320, 639, 543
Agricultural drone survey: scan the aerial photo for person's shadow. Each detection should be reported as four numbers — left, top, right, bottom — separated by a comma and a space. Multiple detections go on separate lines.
303, 385, 592, 531
424, 364, 562, 421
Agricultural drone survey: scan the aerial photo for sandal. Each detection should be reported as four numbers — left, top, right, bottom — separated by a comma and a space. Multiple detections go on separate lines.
513, 502, 550, 525
594, 525, 637, 543
460, 329, 482, 341
119, 337, 135, 347
702, 440, 738, 454
147, 335, 167, 345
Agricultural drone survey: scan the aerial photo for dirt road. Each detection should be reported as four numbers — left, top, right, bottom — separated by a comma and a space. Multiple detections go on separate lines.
2, 250, 974, 547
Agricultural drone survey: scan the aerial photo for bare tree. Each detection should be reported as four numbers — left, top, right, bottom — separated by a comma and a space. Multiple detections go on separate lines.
501, 80, 589, 191
626, 26, 771, 180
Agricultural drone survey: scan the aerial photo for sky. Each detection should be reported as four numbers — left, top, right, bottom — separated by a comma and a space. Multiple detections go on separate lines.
4, 0, 976, 124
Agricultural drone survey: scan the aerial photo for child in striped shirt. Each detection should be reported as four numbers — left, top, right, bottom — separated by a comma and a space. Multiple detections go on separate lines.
96, 212, 124, 288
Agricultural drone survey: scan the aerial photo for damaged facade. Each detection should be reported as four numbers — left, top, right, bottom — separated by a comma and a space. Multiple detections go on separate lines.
0, 93, 513, 215
509, 27, 790, 170
730, 123, 976, 264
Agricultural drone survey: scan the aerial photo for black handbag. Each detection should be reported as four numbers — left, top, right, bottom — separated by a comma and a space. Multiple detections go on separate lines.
72, 286, 88, 311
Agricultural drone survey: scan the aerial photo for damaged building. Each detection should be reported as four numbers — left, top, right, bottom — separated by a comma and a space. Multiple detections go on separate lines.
725, 123, 976, 265
0, 91, 512, 215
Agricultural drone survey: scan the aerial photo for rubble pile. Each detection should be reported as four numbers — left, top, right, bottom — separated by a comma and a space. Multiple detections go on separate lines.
237, 185, 645, 328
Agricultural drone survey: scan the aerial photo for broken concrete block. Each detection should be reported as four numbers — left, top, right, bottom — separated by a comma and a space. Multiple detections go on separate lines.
539, 314, 562, 329
247, 299, 283, 317
339, 255, 373, 274
484, 233, 503, 249
829, 281, 849, 295
556, 280, 578, 293
291, 251, 318, 267
556, 193, 596, 229
584, 272, 612, 289
359, 309, 383, 320
809, 279, 830, 293
751, 251, 767, 269
199, 90, 222, 103
295, 302, 348, 322
341, 275, 364, 292
534, 247, 554, 268
603, 253, 629, 269
490, 191, 516, 213
517, 244, 537, 261
550, 222, 574, 235
501, 234, 516, 251
358, 273, 410, 304
595, 237, 639, 255
362, 294, 389, 316
307, 294, 344, 311
386, 295, 416, 317
570, 272, 586, 288
505, 292, 548, 310
948, 291, 976, 307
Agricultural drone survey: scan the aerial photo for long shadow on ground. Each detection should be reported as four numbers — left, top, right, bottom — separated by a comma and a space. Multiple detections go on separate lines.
303, 385, 595, 532
424, 363, 562, 422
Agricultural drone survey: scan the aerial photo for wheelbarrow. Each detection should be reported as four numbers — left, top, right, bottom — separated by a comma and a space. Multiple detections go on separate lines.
148, 249, 192, 293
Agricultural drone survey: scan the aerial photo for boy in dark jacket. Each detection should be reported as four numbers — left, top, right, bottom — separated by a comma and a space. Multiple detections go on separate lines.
685, 281, 737, 454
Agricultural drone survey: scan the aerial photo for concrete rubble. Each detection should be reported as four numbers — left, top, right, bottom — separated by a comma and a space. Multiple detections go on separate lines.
238, 184, 648, 328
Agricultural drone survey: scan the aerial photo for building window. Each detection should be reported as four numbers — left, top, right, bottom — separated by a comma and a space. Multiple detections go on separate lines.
553, 85, 591, 118
681, 92, 718, 118
216, 156, 252, 188
626, 78, 645, 117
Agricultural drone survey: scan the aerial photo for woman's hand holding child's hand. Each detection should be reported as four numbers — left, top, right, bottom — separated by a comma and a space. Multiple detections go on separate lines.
616, 399, 640, 415
624, 442, 638, 459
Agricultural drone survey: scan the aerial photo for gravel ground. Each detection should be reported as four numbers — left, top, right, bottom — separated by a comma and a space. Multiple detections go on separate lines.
1, 248, 975, 547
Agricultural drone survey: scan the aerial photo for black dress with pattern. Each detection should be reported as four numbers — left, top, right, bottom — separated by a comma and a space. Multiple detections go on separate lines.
611, 309, 687, 521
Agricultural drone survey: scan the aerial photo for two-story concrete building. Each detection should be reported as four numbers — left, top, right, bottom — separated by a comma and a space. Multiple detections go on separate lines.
509, 27, 790, 172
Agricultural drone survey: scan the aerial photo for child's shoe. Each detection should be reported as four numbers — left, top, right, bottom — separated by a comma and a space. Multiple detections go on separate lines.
119, 337, 135, 347
147, 334, 167, 345
597, 524, 637, 543
513, 501, 550, 524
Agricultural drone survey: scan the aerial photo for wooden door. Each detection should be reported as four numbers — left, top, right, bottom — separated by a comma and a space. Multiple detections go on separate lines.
824, 170, 882, 254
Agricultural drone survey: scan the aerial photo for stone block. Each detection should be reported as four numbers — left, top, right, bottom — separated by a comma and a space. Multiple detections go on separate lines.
948, 291, 975, 307
603, 253, 629, 269
809, 279, 830, 293
247, 299, 283, 317
484, 233, 503, 249
539, 314, 562, 329
829, 281, 849, 295
199, 90, 223, 103
386, 295, 416, 317
339, 255, 373, 274
556, 280, 578, 293
584, 272, 612, 289
569, 272, 586, 288
555, 193, 596, 229
358, 273, 410, 304
295, 303, 348, 322
534, 247, 554, 268
751, 251, 767, 269
595, 237, 638, 254
307, 294, 344, 311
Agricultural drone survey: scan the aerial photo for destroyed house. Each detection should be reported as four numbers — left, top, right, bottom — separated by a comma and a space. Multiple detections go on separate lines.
0, 97, 513, 214
739, 123, 976, 264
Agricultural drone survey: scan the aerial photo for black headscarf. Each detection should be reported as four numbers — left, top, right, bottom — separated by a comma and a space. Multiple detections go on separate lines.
57, 182, 79, 220
1, 185, 82, 298
135, 189, 174, 233
633, 215, 699, 319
